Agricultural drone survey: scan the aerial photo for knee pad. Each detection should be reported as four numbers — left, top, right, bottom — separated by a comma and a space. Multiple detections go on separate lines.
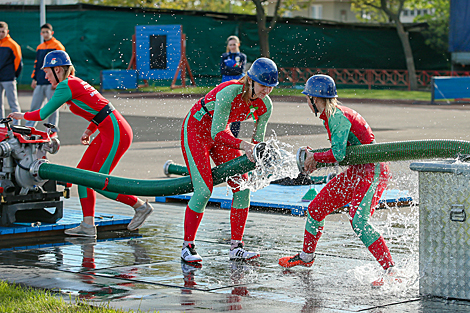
351, 214, 380, 247
305, 210, 325, 235
188, 185, 212, 213
232, 189, 250, 209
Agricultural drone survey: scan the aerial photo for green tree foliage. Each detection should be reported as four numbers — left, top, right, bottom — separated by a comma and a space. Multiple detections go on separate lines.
414, 0, 449, 55
350, 0, 419, 90
83, 0, 256, 14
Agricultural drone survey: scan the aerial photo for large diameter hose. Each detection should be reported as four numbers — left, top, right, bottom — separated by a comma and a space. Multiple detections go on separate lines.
163, 159, 331, 184
163, 160, 189, 176
35, 139, 470, 197
305, 139, 470, 169
37, 154, 256, 197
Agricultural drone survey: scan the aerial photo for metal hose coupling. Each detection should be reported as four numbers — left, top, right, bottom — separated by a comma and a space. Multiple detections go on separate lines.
163, 160, 174, 177
296, 146, 308, 174
252, 142, 282, 168
29, 159, 49, 183
0, 141, 12, 158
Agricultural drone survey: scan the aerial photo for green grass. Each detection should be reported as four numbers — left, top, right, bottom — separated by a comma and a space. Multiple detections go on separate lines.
0, 281, 147, 313
337, 88, 431, 101
137, 85, 431, 101
19, 83, 432, 101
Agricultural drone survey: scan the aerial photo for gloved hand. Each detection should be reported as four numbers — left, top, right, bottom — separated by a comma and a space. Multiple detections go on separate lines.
224, 59, 236, 67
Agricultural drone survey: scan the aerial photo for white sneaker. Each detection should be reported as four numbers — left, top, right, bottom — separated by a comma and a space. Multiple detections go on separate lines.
181, 244, 203, 263
229, 243, 260, 261
64, 222, 97, 238
127, 200, 154, 231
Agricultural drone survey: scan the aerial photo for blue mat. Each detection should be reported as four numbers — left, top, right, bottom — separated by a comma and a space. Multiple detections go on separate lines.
156, 184, 412, 216
0, 208, 132, 236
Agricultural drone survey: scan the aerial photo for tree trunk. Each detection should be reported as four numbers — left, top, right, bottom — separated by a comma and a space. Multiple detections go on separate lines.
395, 20, 418, 90
258, 27, 270, 58
252, 0, 269, 57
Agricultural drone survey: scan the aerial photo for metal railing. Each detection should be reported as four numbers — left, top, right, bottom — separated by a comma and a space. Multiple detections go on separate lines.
279, 67, 470, 89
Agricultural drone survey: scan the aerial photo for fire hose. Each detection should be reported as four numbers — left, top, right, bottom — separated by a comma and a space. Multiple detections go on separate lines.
27, 140, 470, 197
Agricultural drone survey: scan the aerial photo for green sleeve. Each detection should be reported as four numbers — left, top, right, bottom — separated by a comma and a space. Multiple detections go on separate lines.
39, 79, 73, 120
252, 96, 273, 143
327, 110, 352, 162
211, 84, 242, 140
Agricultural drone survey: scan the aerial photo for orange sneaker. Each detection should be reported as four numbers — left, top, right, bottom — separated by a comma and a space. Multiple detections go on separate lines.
278, 253, 315, 268
371, 267, 403, 288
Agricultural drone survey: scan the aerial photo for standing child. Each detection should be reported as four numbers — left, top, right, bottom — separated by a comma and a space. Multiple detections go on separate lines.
220, 35, 247, 138
27, 23, 65, 133
0, 21, 22, 125
181, 58, 278, 263
278, 75, 395, 287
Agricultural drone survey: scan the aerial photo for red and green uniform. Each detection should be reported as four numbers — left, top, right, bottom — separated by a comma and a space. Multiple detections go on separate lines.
304, 105, 394, 270
181, 80, 272, 242
24, 76, 138, 217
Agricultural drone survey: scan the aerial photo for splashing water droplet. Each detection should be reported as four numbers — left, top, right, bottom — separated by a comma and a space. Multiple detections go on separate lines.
230, 134, 300, 192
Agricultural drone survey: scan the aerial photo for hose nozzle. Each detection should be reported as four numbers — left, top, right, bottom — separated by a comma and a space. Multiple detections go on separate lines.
253, 142, 282, 168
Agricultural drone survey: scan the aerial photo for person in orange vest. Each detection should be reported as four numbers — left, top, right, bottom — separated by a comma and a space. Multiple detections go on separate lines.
26, 23, 65, 133
0, 21, 22, 125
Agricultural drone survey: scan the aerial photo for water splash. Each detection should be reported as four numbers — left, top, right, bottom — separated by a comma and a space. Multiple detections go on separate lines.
348, 161, 420, 293
230, 134, 300, 192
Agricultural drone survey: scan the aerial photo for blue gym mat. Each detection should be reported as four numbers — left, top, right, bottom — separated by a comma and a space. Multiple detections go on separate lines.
0, 207, 132, 236
155, 184, 412, 216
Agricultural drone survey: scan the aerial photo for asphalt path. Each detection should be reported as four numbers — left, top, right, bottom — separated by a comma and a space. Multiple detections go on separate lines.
30, 111, 400, 146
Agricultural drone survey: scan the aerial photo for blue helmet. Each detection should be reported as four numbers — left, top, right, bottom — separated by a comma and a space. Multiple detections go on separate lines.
42, 50, 72, 69
247, 57, 279, 87
302, 74, 337, 98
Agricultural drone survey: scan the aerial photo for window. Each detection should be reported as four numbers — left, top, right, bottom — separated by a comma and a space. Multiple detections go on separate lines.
311, 4, 322, 19
340, 10, 347, 22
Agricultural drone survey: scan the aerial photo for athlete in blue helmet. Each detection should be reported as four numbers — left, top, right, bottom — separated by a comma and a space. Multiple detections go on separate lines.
180, 57, 278, 263
9, 50, 154, 238
279, 74, 395, 287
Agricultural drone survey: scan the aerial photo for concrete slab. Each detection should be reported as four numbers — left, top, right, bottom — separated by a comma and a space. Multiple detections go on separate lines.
0, 199, 469, 312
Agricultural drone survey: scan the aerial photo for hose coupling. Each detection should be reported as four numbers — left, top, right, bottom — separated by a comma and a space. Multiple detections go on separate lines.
296, 146, 308, 174
0, 141, 12, 158
29, 159, 49, 182
163, 160, 174, 177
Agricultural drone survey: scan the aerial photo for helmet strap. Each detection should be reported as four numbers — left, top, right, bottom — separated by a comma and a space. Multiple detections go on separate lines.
52, 67, 60, 84
310, 96, 319, 117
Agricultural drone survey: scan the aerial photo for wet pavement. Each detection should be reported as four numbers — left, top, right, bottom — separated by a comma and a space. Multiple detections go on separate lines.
3, 93, 470, 311
1, 197, 470, 312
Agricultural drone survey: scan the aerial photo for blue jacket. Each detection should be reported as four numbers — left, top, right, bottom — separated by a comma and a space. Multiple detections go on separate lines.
0, 34, 22, 82
220, 52, 246, 77
32, 37, 65, 85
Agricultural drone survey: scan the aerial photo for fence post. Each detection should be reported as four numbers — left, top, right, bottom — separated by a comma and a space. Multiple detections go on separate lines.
431, 77, 435, 104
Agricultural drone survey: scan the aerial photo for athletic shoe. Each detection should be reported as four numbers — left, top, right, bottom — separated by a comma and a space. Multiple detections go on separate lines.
371, 267, 402, 288
229, 243, 260, 261
64, 222, 97, 238
127, 200, 154, 231
181, 244, 203, 263
278, 253, 315, 268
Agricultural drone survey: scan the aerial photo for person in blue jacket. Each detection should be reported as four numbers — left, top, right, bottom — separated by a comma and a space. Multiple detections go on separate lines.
220, 35, 247, 138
